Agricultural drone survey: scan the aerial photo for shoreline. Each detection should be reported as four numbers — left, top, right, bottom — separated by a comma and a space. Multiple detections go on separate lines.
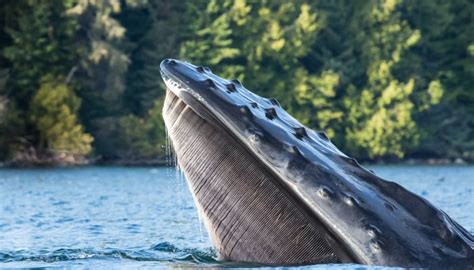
0, 157, 471, 168
0, 158, 169, 169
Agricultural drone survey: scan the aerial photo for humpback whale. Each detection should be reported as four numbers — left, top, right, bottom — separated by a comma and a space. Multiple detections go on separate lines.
160, 59, 474, 268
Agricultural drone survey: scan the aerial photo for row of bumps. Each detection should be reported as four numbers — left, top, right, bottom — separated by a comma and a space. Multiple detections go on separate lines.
193, 64, 331, 143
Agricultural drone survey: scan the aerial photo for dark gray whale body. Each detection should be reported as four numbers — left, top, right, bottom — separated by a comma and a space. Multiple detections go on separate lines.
160, 59, 474, 268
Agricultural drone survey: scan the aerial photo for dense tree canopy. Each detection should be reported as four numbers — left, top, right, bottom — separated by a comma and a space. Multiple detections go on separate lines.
0, 0, 472, 164
29, 76, 93, 155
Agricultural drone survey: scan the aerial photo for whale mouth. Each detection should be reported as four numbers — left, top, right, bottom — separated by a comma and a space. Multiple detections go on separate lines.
160, 60, 355, 265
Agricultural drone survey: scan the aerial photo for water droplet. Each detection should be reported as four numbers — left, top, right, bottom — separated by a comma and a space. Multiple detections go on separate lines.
286, 145, 301, 156
249, 133, 260, 143
365, 224, 381, 238
370, 241, 383, 252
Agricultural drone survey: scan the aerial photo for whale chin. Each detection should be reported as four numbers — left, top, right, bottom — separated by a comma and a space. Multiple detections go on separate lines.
162, 89, 354, 265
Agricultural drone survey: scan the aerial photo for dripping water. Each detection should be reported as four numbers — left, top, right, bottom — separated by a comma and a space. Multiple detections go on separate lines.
171, 129, 205, 244
196, 196, 205, 244
164, 102, 205, 245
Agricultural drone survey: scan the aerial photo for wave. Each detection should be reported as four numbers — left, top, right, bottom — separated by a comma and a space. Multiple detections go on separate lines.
0, 242, 219, 265
0, 243, 398, 269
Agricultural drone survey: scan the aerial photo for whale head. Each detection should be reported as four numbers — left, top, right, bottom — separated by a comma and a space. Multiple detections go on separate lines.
160, 58, 474, 268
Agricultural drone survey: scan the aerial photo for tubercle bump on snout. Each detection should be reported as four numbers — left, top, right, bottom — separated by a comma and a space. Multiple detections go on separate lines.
226, 83, 237, 93
268, 98, 281, 107
163, 59, 177, 65
294, 127, 308, 140
264, 108, 278, 120
239, 105, 253, 119
204, 78, 216, 88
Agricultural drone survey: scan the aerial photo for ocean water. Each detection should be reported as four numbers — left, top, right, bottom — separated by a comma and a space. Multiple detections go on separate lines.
0, 165, 472, 269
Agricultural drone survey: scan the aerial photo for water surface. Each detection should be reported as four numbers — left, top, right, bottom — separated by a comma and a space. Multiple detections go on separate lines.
0, 165, 472, 269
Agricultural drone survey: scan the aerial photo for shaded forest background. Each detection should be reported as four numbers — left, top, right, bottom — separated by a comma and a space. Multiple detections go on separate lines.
0, 0, 473, 165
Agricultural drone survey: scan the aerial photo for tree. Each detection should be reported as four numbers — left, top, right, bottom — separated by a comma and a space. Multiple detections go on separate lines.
67, 0, 144, 157
181, 0, 341, 133
401, 0, 474, 159
301, 0, 368, 146
29, 77, 93, 155
182, 0, 431, 159
0, 69, 24, 160
116, 99, 166, 159
341, 0, 424, 158
120, 0, 188, 116
2, 0, 80, 110
0, 0, 472, 163
1, 0, 81, 160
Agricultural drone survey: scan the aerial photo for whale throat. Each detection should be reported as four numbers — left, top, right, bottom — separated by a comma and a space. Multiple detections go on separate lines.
163, 90, 354, 264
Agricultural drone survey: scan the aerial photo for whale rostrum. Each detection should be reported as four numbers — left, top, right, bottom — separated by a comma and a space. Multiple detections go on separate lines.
160, 59, 474, 268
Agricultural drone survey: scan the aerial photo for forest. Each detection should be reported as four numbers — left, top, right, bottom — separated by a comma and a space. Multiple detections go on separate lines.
0, 0, 473, 166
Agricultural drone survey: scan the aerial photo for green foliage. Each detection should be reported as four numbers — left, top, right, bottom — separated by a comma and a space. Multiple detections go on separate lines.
2, 0, 80, 110
181, 0, 343, 136
0, 69, 8, 116
401, 0, 474, 159
346, 79, 419, 158
0, 0, 80, 160
120, 0, 188, 116
0, 101, 25, 161
66, 0, 151, 158
67, 0, 135, 119
342, 0, 423, 158
181, 0, 427, 159
116, 99, 166, 159
182, 0, 321, 83
0, 69, 26, 160
29, 77, 93, 155
0, 0, 472, 163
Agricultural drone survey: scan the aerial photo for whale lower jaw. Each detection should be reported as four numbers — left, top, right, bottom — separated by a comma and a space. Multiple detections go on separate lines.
163, 89, 355, 265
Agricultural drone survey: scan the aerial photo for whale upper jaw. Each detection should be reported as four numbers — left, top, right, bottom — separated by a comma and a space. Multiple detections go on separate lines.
160, 58, 474, 268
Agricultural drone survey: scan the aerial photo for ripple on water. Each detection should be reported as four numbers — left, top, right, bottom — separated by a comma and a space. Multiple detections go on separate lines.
0, 243, 218, 265
0, 166, 472, 269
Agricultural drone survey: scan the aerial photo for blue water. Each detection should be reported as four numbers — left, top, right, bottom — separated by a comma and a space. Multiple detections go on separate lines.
0, 166, 472, 269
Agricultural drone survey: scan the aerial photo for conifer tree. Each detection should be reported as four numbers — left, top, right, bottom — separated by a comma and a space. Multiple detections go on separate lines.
3, 0, 80, 110
402, 0, 474, 159
121, 0, 188, 116
29, 77, 93, 155
342, 0, 423, 158
67, 0, 144, 157
1, 0, 82, 159
181, 0, 341, 134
